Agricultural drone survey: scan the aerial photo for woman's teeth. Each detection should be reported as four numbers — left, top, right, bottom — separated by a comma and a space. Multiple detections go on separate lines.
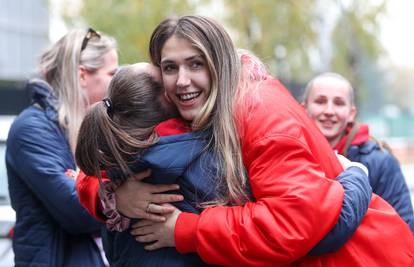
178, 92, 201, 101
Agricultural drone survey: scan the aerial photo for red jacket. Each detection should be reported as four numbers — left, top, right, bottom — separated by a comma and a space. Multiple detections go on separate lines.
174, 78, 414, 266
76, 79, 414, 266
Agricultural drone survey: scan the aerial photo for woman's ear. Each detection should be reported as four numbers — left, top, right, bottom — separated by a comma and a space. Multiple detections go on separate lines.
348, 105, 358, 123
163, 90, 172, 103
79, 65, 88, 88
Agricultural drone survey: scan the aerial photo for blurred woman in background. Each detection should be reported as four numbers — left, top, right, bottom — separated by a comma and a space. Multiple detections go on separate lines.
302, 72, 414, 232
6, 28, 118, 266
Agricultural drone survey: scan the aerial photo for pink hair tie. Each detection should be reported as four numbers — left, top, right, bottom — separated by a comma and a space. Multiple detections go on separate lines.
100, 181, 130, 232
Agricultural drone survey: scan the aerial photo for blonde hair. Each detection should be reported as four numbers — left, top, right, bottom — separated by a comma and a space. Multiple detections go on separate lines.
150, 16, 251, 205
39, 29, 117, 153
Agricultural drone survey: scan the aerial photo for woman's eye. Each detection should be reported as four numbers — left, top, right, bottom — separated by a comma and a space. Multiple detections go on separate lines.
190, 61, 203, 69
162, 64, 176, 73
314, 99, 326, 105
334, 99, 346, 106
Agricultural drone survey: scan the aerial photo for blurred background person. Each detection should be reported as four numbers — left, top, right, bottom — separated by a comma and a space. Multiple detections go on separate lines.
6, 28, 118, 266
302, 72, 414, 232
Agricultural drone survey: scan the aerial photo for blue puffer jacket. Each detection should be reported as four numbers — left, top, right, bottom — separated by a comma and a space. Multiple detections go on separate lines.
102, 127, 371, 266
335, 123, 414, 233
6, 79, 105, 267
347, 140, 414, 232
104, 131, 219, 267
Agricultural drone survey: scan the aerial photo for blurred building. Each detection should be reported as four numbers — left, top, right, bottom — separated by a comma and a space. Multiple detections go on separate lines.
0, 0, 49, 114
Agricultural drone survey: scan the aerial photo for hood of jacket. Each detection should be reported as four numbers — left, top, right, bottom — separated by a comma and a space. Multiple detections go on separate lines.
26, 78, 59, 122
334, 123, 370, 155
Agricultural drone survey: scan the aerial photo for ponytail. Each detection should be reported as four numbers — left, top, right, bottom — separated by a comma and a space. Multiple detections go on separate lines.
75, 69, 172, 181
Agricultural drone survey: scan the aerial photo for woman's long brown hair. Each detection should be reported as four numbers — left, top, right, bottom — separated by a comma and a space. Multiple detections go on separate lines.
149, 15, 251, 205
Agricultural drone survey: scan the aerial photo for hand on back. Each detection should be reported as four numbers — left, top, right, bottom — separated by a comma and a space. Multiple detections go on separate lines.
115, 169, 184, 222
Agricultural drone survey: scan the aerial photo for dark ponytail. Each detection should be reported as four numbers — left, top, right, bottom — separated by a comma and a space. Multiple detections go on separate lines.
75, 67, 172, 180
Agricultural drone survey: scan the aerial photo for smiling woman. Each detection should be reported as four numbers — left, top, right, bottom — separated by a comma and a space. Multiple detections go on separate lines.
303, 72, 414, 233
303, 72, 356, 146
75, 15, 414, 267
160, 35, 211, 122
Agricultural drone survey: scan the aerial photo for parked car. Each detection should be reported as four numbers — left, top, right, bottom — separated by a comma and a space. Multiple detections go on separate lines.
0, 115, 16, 267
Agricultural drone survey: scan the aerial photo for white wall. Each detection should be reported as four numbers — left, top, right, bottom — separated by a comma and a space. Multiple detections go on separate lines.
0, 0, 49, 81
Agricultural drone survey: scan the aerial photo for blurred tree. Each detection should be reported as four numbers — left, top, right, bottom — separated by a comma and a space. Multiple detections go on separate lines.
62, 0, 198, 64
224, 0, 318, 81
222, 0, 319, 83
330, 0, 388, 111
62, 0, 388, 105
387, 66, 414, 113
222, 0, 388, 102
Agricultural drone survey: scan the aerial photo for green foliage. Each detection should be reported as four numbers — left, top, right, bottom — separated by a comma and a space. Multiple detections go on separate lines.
63, 0, 197, 64
63, 0, 388, 106
222, 0, 319, 82
330, 1, 387, 107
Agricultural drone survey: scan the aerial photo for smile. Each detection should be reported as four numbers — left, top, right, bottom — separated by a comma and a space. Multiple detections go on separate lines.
177, 92, 201, 102
320, 120, 337, 127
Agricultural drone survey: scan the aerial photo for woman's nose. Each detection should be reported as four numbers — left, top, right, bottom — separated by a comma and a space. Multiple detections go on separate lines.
176, 68, 190, 88
323, 102, 335, 114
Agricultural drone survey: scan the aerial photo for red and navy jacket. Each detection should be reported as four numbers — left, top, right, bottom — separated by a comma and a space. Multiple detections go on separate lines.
335, 123, 414, 232
174, 78, 414, 266
77, 79, 414, 266
77, 118, 371, 266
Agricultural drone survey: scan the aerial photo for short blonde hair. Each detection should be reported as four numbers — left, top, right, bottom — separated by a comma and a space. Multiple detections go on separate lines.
302, 72, 355, 105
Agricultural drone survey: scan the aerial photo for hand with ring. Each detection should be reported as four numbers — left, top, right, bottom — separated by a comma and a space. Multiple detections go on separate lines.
115, 169, 184, 222
146, 202, 153, 213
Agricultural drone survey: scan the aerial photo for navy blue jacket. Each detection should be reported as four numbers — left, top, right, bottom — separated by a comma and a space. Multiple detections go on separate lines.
6, 80, 105, 267
104, 131, 218, 267
103, 130, 371, 266
347, 140, 414, 232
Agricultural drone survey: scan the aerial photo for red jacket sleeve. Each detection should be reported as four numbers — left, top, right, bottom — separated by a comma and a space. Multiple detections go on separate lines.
175, 78, 345, 266
76, 170, 109, 222
175, 135, 344, 266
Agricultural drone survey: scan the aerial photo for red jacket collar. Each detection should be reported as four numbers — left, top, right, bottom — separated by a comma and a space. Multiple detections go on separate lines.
154, 118, 191, 136
334, 123, 370, 155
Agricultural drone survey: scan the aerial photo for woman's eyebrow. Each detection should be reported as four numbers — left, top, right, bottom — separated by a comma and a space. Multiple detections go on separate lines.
185, 55, 203, 61
161, 54, 203, 64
